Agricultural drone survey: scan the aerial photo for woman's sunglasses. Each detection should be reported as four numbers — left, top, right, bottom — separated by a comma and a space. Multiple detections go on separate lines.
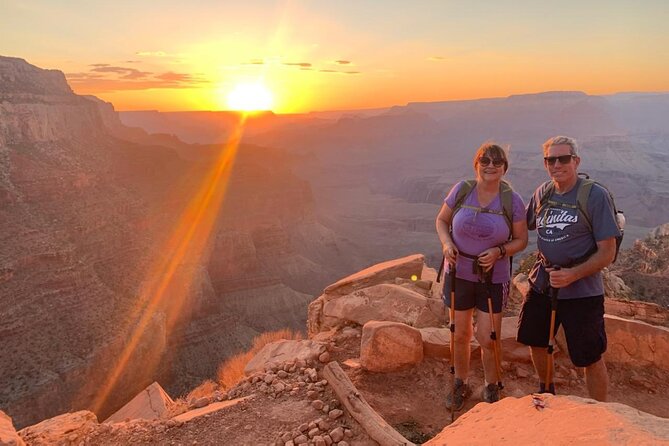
479, 156, 505, 167
544, 155, 575, 166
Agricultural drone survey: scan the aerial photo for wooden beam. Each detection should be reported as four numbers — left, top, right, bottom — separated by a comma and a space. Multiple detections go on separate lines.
323, 361, 416, 446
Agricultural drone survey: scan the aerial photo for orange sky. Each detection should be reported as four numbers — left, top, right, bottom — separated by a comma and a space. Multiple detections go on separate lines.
2, 1, 668, 113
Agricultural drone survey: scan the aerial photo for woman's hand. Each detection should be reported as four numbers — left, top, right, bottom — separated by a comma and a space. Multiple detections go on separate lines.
477, 247, 501, 271
442, 242, 459, 265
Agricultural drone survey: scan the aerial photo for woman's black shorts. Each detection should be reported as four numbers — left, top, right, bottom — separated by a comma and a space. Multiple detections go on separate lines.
442, 274, 509, 313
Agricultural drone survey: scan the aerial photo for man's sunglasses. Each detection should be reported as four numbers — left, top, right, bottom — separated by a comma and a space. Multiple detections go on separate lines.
544, 155, 575, 166
479, 156, 505, 167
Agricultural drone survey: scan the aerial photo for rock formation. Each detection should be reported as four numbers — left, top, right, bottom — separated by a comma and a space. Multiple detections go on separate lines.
612, 223, 669, 308
2, 253, 668, 444
0, 56, 352, 428
425, 394, 669, 445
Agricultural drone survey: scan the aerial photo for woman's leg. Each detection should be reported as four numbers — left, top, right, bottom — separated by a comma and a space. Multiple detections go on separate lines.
454, 308, 475, 380
474, 308, 503, 384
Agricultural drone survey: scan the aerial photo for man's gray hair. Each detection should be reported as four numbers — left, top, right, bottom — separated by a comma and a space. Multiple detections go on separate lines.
542, 136, 578, 156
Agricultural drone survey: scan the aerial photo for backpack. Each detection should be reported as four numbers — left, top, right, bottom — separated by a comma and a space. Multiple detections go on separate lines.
534, 173, 625, 263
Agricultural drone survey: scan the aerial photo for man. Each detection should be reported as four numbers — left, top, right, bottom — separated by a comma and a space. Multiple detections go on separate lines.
517, 136, 620, 401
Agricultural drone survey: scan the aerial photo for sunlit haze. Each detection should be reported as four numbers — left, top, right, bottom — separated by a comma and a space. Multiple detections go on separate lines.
2, 0, 668, 113
225, 82, 274, 111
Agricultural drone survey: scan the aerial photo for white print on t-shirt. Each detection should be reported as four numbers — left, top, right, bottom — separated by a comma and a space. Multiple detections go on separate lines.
536, 208, 578, 242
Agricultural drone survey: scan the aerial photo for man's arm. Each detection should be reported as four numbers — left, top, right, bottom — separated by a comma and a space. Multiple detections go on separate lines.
548, 237, 616, 288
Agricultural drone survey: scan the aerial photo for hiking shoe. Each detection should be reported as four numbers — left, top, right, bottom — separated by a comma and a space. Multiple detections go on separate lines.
445, 378, 471, 411
482, 383, 500, 403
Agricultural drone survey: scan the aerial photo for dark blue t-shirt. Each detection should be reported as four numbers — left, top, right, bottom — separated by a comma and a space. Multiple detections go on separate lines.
526, 178, 620, 299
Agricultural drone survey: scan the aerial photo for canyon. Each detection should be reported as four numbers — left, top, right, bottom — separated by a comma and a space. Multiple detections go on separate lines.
2, 55, 669, 432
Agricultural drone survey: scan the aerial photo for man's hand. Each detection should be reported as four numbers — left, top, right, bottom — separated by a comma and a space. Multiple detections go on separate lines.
547, 267, 579, 288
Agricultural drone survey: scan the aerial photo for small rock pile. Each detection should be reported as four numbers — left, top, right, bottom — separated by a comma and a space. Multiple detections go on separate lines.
225, 358, 356, 446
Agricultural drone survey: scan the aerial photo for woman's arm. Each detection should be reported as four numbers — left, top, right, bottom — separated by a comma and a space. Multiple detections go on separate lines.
436, 203, 458, 265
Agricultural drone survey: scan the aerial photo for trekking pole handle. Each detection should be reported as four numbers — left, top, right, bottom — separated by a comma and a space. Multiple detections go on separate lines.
549, 265, 560, 309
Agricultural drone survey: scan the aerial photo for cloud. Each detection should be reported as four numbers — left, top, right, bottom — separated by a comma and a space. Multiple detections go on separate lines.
89, 66, 152, 80
317, 69, 362, 75
65, 64, 208, 93
335, 60, 351, 65
155, 71, 206, 83
89, 63, 110, 67
243, 59, 265, 65
135, 51, 168, 57
283, 62, 312, 68
428, 56, 446, 61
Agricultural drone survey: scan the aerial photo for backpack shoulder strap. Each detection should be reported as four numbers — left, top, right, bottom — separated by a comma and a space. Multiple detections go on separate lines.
500, 180, 514, 234
576, 179, 595, 231
451, 180, 477, 218
535, 181, 555, 216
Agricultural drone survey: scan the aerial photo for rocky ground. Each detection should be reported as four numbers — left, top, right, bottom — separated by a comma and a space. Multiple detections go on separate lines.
18, 323, 666, 446
9, 256, 669, 445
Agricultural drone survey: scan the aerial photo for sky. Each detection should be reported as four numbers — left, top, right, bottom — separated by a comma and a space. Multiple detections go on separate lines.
1, 0, 668, 113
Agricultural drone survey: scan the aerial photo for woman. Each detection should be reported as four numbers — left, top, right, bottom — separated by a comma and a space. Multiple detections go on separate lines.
435, 142, 528, 409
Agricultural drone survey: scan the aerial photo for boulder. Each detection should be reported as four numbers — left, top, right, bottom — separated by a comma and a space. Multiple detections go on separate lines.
498, 316, 532, 363
18, 411, 98, 446
0, 411, 25, 446
605, 298, 669, 327
323, 254, 425, 297
420, 327, 450, 359
320, 284, 445, 332
244, 340, 327, 375
309, 255, 428, 336
419, 317, 530, 363
360, 321, 423, 372
604, 314, 669, 371
425, 394, 669, 445
104, 382, 174, 424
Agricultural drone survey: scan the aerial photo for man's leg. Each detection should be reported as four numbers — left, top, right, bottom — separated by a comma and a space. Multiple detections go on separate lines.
517, 288, 553, 392
585, 358, 608, 401
530, 346, 550, 388
561, 295, 608, 401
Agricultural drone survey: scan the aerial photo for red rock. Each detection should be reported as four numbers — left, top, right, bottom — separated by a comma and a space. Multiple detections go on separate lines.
360, 321, 424, 372
0, 411, 25, 446
604, 315, 669, 371
19, 411, 97, 446
424, 395, 669, 445
104, 382, 174, 424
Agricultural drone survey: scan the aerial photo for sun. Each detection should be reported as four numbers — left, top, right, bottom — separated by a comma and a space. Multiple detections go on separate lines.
226, 82, 274, 112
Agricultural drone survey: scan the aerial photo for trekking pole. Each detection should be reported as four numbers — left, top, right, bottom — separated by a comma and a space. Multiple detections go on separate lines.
449, 263, 456, 422
483, 268, 504, 392
545, 266, 561, 393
